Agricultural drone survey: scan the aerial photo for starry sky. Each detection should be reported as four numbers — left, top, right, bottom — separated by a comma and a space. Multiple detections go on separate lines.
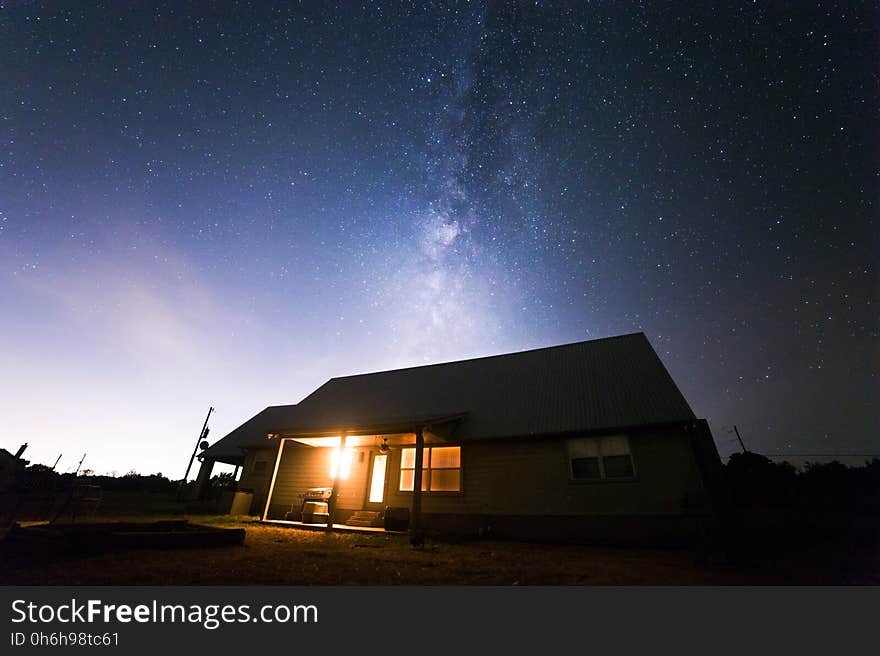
1, 1, 877, 476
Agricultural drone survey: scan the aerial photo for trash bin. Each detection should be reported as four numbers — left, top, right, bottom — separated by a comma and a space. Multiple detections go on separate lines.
301, 501, 329, 523
229, 490, 253, 516
384, 506, 410, 531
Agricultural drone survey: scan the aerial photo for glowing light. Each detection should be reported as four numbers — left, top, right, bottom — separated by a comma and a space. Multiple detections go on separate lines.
329, 447, 353, 480
368, 454, 387, 503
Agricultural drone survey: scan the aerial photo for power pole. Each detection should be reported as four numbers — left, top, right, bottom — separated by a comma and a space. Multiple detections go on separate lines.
732, 425, 747, 453
182, 406, 214, 484
50, 453, 88, 524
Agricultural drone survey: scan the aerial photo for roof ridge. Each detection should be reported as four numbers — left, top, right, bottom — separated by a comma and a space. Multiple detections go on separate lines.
327, 332, 648, 382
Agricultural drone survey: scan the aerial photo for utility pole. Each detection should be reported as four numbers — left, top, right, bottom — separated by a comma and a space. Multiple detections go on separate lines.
732, 425, 747, 453
50, 453, 87, 524
182, 406, 214, 484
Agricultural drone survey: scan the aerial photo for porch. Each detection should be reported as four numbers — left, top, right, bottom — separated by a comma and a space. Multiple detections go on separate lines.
263, 519, 402, 534
258, 415, 464, 541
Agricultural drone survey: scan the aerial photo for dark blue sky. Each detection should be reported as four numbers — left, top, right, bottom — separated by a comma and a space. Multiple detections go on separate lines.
1, 1, 877, 475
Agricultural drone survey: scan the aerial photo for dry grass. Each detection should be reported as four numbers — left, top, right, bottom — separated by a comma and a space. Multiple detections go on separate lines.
0, 515, 845, 585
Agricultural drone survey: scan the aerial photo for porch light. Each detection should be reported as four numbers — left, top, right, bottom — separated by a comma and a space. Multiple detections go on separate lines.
329, 446, 353, 480
379, 437, 390, 452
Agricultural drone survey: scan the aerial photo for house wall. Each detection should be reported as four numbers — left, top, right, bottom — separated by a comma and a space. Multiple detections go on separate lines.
236, 446, 278, 515
255, 424, 719, 543
382, 425, 707, 517
380, 425, 714, 542
266, 443, 371, 520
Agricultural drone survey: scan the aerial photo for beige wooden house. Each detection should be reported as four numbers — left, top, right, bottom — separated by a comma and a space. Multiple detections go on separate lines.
200, 333, 725, 543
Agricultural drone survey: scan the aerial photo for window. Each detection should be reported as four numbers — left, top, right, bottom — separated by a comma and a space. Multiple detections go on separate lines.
399, 446, 461, 492
568, 435, 634, 480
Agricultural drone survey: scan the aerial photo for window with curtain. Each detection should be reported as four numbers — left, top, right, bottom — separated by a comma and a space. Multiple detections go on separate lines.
567, 435, 634, 480
399, 446, 461, 492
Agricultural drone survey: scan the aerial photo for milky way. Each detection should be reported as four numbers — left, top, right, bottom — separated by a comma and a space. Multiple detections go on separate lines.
0, 2, 876, 475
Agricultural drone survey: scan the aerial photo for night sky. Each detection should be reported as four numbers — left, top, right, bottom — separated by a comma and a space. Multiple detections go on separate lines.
1, 1, 877, 476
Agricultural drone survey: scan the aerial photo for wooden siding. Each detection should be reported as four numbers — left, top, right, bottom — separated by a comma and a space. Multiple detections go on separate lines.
269, 443, 370, 513
236, 446, 277, 515
383, 426, 708, 517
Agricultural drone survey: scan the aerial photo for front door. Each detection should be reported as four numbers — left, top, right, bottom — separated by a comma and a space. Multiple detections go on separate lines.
364, 452, 388, 511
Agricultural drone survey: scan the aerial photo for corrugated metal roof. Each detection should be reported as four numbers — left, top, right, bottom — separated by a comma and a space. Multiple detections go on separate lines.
203, 333, 695, 462
201, 404, 297, 462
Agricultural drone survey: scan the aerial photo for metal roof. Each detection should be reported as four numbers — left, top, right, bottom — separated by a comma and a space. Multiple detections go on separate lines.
201, 404, 297, 463
203, 333, 696, 463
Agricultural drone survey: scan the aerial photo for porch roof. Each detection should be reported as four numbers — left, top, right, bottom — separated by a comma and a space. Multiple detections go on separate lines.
271, 411, 467, 441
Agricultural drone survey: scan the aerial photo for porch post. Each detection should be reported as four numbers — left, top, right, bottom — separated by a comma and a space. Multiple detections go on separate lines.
261, 437, 286, 521
326, 430, 347, 531
410, 426, 425, 545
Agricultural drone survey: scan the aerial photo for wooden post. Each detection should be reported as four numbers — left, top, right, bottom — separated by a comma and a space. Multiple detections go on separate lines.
326, 430, 347, 531
262, 438, 286, 521
410, 427, 425, 545
181, 407, 214, 493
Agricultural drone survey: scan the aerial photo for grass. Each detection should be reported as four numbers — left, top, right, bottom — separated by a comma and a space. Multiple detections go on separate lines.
3, 514, 875, 585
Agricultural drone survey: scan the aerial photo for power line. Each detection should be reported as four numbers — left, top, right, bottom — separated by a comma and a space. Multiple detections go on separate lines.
732, 425, 747, 453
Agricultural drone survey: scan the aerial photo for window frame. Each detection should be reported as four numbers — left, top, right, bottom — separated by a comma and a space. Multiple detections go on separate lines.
398, 445, 463, 495
566, 435, 637, 483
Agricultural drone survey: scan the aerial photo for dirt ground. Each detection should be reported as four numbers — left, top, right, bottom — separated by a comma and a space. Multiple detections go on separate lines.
2, 515, 876, 585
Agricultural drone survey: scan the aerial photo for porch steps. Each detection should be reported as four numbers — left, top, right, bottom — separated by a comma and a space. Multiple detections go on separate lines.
345, 510, 383, 528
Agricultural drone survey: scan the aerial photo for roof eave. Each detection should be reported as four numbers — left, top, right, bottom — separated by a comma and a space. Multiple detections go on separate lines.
271, 412, 467, 440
